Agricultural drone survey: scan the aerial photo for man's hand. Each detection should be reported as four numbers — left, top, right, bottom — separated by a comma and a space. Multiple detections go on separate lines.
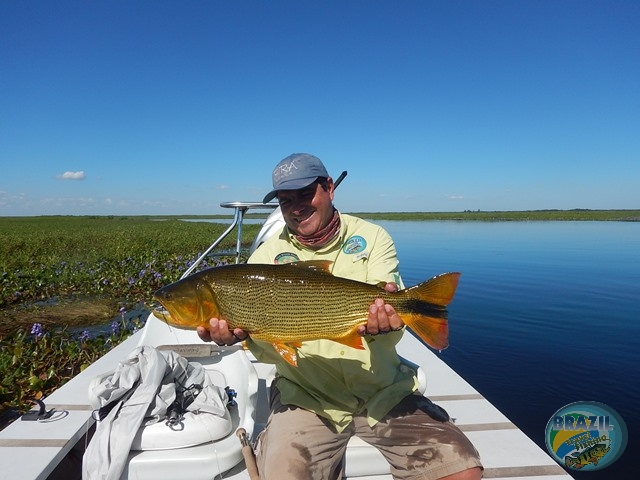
358, 282, 404, 336
197, 318, 248, 346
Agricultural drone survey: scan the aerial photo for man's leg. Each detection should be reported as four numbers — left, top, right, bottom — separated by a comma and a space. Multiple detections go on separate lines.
255, 384, 352, 480
355, 393, 483, 480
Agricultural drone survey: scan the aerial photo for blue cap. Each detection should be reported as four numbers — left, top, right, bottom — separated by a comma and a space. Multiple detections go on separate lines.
263, 153, 329, 203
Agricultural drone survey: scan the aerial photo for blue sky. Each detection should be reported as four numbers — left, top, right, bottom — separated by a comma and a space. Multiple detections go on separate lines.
1, 0, 639, 216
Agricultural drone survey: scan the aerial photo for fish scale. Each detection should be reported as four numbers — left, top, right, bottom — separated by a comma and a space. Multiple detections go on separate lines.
154, 261, 460, 366
207, 268, 379, 342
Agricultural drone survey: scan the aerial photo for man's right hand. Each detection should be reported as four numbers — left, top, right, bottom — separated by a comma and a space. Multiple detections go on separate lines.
196, 318, 248, 346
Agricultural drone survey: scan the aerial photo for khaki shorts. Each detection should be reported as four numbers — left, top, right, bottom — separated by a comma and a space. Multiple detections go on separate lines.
256, 383, 483, 480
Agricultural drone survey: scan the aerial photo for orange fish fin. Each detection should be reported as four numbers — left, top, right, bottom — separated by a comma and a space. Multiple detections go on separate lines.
402, 313, 449, 351
272, 342, 299, 367
405, 272, 461, 306
285, 260, 334, 275
333, 329, 367, 350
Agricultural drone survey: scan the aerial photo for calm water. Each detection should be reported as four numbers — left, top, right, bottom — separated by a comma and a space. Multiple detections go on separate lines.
372, 220, 639, 479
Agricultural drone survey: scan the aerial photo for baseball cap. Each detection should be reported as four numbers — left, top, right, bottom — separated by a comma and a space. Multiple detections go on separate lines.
263, 153, 329, 203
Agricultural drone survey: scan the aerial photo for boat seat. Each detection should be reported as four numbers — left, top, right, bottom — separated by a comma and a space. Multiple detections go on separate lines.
85, 341, 258, 480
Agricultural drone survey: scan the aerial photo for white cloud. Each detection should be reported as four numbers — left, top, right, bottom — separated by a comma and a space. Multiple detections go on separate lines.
447, 195, 464, 200
56, 171, 86, 180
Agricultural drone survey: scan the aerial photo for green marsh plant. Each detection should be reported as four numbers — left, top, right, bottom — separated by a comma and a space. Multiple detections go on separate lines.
0, 216, 261, 429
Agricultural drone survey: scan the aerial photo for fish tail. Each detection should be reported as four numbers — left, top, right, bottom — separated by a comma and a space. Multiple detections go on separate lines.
405, 272, 461, 306
400, 273, 461, 351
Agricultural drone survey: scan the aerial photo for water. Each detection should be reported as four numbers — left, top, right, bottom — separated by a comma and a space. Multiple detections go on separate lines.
371, 220, 639, 479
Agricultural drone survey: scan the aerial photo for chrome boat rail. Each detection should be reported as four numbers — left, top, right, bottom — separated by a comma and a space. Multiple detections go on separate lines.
180, 201, 279, 279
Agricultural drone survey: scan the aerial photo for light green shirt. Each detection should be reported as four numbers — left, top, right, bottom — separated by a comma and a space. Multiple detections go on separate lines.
246, 213, 418, 432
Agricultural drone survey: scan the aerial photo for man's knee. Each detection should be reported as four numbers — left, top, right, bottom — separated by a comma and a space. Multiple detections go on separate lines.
440, 466, 483, 480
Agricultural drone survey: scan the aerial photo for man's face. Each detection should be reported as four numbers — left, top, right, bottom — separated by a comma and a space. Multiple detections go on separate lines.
277, 178, 335, 236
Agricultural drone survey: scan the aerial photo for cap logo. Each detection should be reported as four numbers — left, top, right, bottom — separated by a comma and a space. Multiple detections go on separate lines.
263, 153, 328, 203
273, 160, 300, 184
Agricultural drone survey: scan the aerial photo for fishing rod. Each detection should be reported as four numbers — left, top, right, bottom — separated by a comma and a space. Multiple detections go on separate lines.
334, 170, 348, 189
236, 428, 260, 479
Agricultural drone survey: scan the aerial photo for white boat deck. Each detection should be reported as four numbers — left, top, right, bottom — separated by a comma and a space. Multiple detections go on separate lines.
0, 317, 573, 480
394, 334, 572, 480
0, 331, 143, 480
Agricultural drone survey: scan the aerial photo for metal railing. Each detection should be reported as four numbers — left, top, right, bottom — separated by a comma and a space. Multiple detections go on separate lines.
180, 202, 278, 279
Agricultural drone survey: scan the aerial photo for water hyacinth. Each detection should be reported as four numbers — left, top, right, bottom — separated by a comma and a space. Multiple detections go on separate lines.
110, 320, 120, 336
1, 216, 261, 428
1, 316, 145, 430
31, 322, 44, 339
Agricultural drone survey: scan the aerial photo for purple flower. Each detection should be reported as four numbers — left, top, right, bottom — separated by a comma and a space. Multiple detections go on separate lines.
31, 323, 44, 338
128, 276, 135, 285
79, 330, 90, 342
111, 321, 120, 336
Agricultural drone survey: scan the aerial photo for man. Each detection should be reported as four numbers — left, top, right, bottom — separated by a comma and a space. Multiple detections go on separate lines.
197, 153, 483, 480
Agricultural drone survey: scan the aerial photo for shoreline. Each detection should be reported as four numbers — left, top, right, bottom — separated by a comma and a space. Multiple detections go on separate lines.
1, 208, 640, 222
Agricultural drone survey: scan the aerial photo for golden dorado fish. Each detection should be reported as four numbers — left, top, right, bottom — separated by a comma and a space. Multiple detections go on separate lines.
153, 260, 460, 366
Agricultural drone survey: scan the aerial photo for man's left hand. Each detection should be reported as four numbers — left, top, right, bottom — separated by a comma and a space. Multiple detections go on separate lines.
358, 282, 404, 336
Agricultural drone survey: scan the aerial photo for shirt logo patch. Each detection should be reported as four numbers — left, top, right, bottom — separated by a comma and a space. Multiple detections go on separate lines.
274, 252, 300, 264
343, 236, 367, 255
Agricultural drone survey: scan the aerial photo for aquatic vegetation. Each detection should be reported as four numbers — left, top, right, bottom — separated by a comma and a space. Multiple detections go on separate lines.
0, 318, 141, 429
0, 216, 261, 310
0, 216, 261, 429
358, 209, 640, 222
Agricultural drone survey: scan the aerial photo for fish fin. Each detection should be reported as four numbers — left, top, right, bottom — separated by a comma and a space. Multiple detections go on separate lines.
152, 308, 172, 321
285, 260, 334, 275
403, 313, 449, 351
405, 272, 461, 306
333, 329, 367, 350
376, 281, 388, 289
272, 343, 299, 367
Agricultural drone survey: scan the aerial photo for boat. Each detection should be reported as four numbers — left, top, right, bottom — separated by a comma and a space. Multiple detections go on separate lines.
0, 201, 574, 480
